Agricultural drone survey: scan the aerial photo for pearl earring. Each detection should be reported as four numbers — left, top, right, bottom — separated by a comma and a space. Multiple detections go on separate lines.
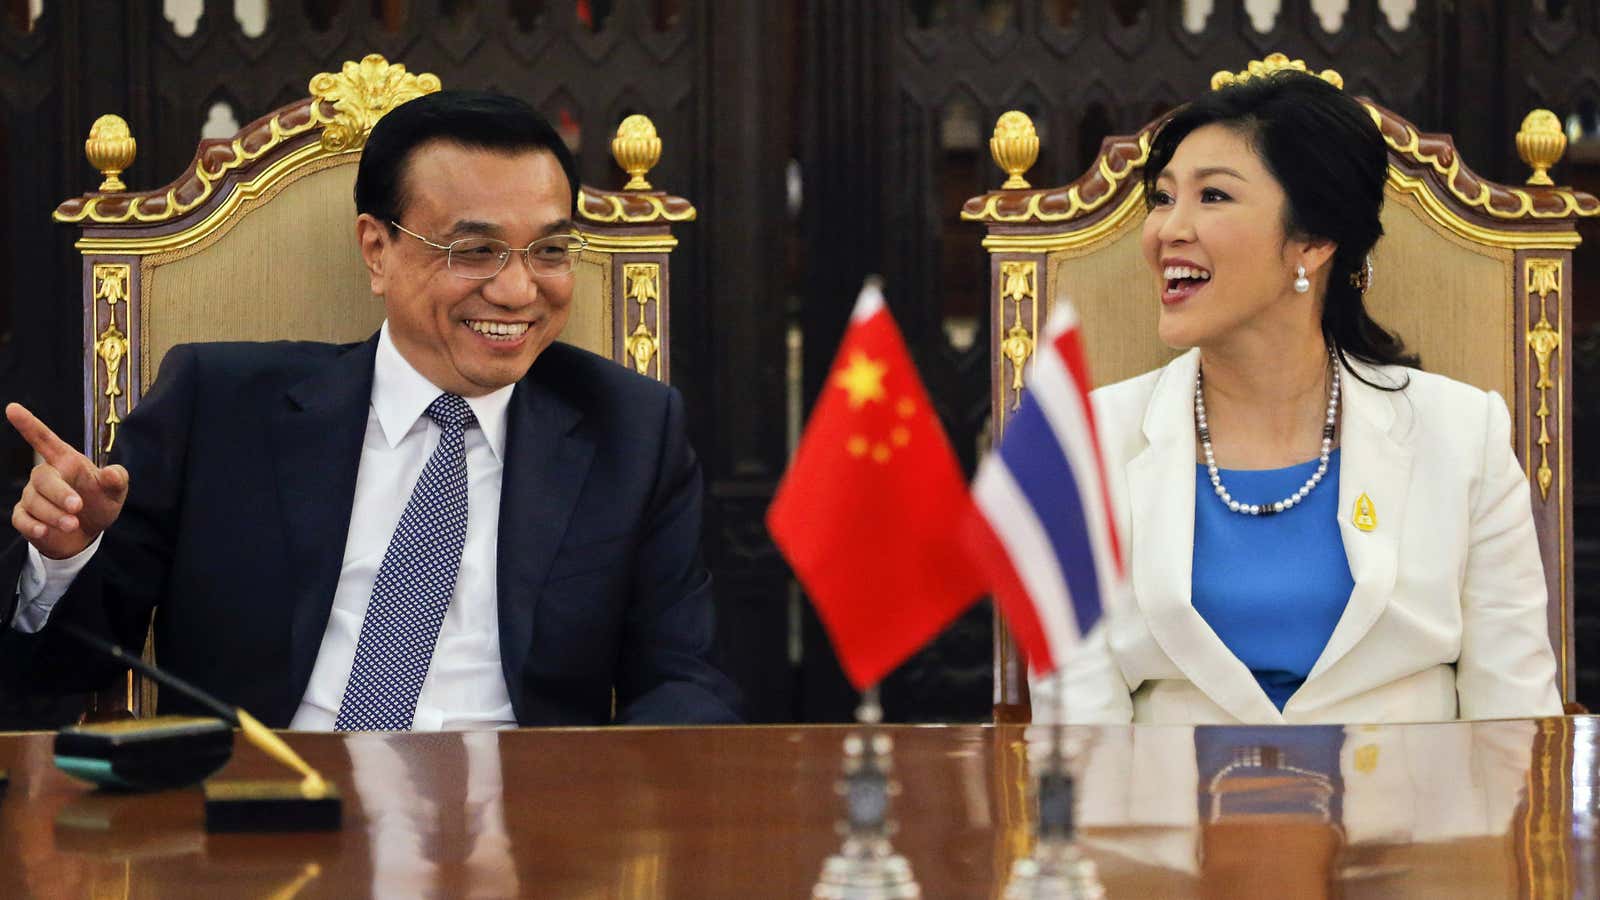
1293, 265, 1310, 294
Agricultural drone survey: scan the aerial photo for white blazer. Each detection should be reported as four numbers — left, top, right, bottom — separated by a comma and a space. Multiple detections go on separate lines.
1034, 349, 1561, 725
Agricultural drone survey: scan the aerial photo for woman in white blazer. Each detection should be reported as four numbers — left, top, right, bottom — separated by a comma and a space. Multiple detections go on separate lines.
1035, 72, 1560, 725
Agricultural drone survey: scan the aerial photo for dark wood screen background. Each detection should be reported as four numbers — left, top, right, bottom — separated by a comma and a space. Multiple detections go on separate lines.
2, 0, 1597, 725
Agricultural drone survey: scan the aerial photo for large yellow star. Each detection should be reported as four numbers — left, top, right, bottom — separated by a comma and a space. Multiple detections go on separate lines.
833, 352, 888, 409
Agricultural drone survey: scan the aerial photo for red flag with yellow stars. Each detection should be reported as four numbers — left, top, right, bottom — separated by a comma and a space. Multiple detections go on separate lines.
767, 281, 985, 690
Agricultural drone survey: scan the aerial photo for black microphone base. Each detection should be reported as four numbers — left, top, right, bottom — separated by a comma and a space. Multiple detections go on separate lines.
203, 779, 342, 833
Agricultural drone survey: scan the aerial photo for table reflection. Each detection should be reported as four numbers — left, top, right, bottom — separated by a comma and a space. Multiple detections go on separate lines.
0, 720, 1593, 898
346, 730, 517, 899
1061, 720, 1546, 895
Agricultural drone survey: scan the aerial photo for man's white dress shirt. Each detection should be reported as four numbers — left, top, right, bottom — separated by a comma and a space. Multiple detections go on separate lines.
13, 322, 519, 731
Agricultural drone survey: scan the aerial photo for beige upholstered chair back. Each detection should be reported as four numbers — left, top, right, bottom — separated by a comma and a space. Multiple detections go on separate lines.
54, 54, 691, 718
965, 54, 1598, 718
137, 161, 379, 384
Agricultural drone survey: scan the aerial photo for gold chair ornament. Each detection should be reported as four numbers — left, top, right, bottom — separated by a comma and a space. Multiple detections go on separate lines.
990, 111, 1039, 190
86, 115, 136, 192
1211, 52, 1343, 91
309, 53, 442, 153
1516, 110, 1567, 187
612, 115, 662, 191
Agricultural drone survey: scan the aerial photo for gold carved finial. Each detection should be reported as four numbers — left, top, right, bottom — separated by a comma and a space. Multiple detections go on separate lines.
1517, 109, 1567, 187
85, 114, 136, 192
611, 115, 662, 191
309, 54, 442, 153
990, 111, 1039, 190
1211, 53, 1343, 91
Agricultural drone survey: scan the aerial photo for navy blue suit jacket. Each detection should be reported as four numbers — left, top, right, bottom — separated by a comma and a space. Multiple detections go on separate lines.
1, 334, 740, 727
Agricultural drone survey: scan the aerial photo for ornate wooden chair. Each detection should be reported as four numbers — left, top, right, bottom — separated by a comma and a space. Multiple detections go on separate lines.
964, 53, 1599, 720
52, 53, 693, 717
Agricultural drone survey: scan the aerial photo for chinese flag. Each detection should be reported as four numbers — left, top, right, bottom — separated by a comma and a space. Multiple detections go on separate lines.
767, 283, 986, 690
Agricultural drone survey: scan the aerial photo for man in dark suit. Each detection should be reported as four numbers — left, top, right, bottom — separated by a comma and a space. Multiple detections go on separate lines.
2, 91, 739, 728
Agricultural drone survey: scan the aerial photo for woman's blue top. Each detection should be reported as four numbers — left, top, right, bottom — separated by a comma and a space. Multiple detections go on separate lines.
1192, 451, 1354, 711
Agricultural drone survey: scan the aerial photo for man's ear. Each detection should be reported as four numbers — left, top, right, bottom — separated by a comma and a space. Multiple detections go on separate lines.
355, 214, 390, 297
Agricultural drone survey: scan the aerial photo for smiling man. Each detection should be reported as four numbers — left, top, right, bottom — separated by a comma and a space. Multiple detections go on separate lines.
0, 92, 741, 729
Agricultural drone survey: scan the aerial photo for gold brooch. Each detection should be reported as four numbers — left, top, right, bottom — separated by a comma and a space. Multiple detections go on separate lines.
1352, 493, 1378, 532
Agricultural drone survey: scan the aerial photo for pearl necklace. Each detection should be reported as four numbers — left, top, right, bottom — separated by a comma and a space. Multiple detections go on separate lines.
1194, 351, 1340, 516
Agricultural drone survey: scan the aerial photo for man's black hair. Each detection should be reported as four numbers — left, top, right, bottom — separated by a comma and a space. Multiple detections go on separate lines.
355, 90, 581, 228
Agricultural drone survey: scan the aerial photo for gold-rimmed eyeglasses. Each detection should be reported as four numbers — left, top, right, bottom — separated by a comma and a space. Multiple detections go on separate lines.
390, 221, 588, 280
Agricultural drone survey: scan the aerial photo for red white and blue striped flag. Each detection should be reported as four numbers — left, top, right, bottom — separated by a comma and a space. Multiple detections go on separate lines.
967, 302, 1125, 677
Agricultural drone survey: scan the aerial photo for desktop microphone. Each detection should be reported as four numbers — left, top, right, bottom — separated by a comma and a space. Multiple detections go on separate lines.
52, 621, 341, 832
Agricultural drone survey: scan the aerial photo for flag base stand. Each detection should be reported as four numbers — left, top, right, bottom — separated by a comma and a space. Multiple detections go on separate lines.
1002, 834, 1104, 900
813, 841, 920, 900
812, 690, 921, 900
1003, 726, 1104, 900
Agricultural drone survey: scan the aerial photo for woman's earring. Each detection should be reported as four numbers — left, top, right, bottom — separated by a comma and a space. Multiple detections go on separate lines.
1350, 255, 1374, 293
1293, 265, 1310, 294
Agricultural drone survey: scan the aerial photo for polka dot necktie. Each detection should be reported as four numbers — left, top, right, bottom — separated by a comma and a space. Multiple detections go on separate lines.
335, 393, 476, 731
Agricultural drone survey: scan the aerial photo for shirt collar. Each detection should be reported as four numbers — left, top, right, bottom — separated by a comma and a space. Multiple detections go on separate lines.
373, 321, 514, 461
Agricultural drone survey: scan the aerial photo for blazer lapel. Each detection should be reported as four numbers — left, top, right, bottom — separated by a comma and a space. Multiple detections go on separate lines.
495, 375, 592, 721
1128, 350, 1283, 723
269, 336, 378, 700
1302, 361, 1414, 685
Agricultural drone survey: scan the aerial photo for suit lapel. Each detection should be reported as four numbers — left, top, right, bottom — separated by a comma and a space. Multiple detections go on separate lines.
1302, 362, 1413, 685
269, 336, 378, 701
496, 373, 592, 720
1129, 350, 1283, 723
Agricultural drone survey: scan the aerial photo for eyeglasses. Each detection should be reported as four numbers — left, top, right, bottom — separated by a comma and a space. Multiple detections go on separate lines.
390, 221, 588, 280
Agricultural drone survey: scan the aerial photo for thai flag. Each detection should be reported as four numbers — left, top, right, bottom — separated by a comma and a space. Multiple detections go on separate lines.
967, 302, 1125, 677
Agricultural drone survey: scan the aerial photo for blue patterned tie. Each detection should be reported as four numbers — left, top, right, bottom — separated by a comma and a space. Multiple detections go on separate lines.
335, 393, 476, 731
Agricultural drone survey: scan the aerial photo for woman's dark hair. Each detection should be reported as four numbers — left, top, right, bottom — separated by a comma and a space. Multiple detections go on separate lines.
1143, 72, 1419, 383
355, 90, 581, 228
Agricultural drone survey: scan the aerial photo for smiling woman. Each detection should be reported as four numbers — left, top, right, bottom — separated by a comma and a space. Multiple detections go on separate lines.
1141, 74, 1413, 386
1034, 71, 1564, 726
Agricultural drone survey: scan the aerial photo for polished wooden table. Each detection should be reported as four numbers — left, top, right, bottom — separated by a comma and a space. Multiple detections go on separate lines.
0, 719, 1596, 898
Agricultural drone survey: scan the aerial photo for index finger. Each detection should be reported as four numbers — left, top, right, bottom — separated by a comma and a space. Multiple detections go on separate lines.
6, 403, 80, 467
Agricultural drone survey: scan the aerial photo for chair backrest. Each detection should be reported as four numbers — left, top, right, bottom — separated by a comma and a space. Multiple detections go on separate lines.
964, 54, 1599, 719
53, 53, 693, 717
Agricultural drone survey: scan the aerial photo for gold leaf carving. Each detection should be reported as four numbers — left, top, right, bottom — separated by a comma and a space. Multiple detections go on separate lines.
1209, 51, 1337, 90
623, 263, 662, 378
1528, 257, 1562, 300
309, 54, 442, 153
92, 264, 132, 454
93, 262, 129, 304
1211, 53, 1344, 91
1525, 259, 1563, 501
998, 261, 1037, 412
